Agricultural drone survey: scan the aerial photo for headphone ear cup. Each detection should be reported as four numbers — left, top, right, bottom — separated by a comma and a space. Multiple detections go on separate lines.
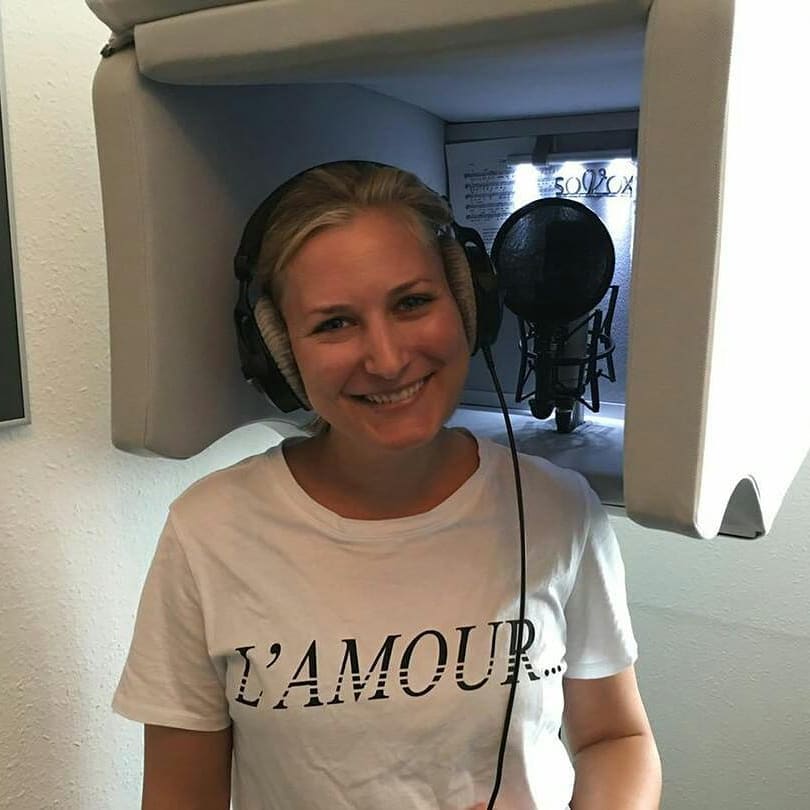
439, 238, 478, 352
234, 295, 308, 413
464, 240, 502, 352
440, 223, 503, 354
252, 297, 311, 410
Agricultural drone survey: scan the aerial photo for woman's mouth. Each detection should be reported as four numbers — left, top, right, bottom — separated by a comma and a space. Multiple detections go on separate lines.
354, 375, 430, 406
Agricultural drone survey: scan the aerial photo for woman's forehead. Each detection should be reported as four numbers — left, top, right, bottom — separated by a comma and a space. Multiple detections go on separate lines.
283, 209, 445, 302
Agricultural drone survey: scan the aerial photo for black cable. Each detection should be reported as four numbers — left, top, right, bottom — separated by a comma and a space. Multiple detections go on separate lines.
482, 345, 527, 810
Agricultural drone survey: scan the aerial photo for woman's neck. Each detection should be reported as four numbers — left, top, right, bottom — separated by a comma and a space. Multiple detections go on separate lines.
284, 428, 479, 520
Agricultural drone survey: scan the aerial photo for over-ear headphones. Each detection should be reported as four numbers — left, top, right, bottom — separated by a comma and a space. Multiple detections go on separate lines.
233, 160, 502, 412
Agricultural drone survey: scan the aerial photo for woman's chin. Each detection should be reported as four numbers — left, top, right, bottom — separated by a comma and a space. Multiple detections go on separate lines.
329, 413, 446, 456
363, 417, 443, 452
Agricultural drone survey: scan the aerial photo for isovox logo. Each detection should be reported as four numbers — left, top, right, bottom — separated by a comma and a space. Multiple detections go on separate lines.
554, 167, 635, 198
233, 619, 565, 711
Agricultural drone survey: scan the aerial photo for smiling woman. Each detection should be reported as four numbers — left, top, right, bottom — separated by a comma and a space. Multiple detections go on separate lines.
283, 209, 469, 446
279, 206, 479, 518
112, 161, 659, 810
0, 42, 28, 428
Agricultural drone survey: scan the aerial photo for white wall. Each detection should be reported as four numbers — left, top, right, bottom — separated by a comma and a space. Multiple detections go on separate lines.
0, 3, 808, 809
0, 3, 279, 806
621, 459, 810, 809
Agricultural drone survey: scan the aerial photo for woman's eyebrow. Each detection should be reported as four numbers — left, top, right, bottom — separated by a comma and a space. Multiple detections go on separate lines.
304, 278, 434, 317
305, 303, 351, 318
389, 278, 433, 296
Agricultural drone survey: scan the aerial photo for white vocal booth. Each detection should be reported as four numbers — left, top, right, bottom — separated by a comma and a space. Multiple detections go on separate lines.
87, 0, 810, 540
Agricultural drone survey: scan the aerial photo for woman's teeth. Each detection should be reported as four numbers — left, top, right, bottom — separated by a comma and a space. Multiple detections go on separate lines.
362, 377, 426, 405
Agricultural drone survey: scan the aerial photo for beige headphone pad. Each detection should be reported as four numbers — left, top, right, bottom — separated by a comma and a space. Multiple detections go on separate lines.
253, 296, 311, 408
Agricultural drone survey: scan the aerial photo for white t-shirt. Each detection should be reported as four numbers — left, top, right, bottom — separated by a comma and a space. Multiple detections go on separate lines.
113, 434, 637, 809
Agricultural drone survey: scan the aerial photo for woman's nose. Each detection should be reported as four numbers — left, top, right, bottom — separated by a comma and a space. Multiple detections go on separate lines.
362, 319, 408, 379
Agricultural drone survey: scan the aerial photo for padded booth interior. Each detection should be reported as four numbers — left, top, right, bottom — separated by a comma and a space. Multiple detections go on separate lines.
89, 0, 810, 539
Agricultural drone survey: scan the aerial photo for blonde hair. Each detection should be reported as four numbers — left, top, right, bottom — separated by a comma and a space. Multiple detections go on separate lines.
252, 162, 477, 433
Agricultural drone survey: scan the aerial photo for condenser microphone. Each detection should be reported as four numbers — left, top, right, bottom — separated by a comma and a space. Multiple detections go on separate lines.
491, 198, 619, 433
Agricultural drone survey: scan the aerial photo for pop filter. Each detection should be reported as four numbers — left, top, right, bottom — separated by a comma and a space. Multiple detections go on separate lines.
491, 197, 618, 432
491, 197, 615, 324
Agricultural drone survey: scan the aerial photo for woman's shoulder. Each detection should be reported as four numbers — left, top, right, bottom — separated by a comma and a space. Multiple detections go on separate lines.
478, 435, 588, 502
475, 436, 594, 550
168, 443, 286, 525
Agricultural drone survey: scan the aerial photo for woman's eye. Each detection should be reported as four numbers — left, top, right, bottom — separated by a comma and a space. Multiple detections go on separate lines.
313, 317, 349, 334
398, 294, 434, 312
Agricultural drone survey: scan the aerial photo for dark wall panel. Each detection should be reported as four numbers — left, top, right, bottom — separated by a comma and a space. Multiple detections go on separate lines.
0, 88, 25, 425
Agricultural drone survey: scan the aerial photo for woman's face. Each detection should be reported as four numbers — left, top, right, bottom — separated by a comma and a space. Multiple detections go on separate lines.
280, 207, 470, 456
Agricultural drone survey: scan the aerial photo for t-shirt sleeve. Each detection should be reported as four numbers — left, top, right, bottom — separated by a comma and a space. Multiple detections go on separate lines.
563, 479, 638, 679
112, 512, 231, 731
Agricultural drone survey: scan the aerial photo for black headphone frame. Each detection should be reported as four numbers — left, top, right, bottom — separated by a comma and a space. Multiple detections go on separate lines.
233, 160, 502, 413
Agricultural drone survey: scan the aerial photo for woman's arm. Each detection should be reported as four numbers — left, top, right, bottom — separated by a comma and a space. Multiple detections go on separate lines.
563, 666, 661, 810
142, 724, 233, 810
